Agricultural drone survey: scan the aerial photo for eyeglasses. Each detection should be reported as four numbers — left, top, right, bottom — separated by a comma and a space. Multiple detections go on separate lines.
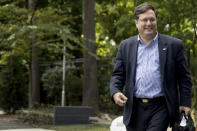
138, 18, 156, 23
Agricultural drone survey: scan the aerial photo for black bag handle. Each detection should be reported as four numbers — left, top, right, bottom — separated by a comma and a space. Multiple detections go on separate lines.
172, 111, 196, 131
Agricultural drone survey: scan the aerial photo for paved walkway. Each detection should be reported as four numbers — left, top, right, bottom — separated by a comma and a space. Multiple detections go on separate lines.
0, 119, 32, 130
0, 129, 54, 131
0, 119, 55, 131
0, 111, 54, 131
0, 119, 54, 131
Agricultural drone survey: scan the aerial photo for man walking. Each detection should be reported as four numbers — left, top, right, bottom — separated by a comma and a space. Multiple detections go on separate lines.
110, 3, 192, 131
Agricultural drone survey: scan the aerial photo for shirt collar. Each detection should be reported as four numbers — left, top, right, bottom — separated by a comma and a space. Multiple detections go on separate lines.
137, 32, 158, 45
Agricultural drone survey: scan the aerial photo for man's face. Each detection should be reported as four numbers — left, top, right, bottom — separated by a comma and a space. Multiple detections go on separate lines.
135, 10, 157, 38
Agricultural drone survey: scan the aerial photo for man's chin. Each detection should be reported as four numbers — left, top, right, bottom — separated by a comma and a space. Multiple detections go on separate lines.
144, 31, 156, 36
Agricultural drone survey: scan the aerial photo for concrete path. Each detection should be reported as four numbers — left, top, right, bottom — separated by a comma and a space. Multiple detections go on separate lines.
0, 119, 33, 130
0, 129, 54, 131
0, 119, 54, 131
0, 118, 55, 131
0, 111, 54, 131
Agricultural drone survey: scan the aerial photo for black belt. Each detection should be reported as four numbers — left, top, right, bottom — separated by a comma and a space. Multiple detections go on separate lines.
134, 96, 165, 103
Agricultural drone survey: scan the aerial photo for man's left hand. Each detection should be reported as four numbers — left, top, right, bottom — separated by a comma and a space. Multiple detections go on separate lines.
179, 106, 191, 116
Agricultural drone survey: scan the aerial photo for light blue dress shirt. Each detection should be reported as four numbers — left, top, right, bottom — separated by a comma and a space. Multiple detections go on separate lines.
134, 33, 164, 98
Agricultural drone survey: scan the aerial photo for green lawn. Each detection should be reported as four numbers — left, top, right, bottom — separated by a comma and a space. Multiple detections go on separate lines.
41, 124, 110, 131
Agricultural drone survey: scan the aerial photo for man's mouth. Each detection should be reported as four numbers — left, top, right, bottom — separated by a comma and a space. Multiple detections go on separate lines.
145, 28, 152, 30
144, 28, 153, 32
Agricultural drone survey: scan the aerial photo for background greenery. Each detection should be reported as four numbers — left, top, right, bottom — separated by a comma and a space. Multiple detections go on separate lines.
0, 0, 196, 115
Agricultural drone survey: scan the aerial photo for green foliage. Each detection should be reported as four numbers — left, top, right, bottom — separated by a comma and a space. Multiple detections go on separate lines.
0, 0, 27, 8
191, 56, 197, 109
41, 66, 83, 105
41, 66, 62, 105
191, 56, 197, 77
0, 55, 28, 114
0, 0, 82, 109
0, 5, 28, 25
16, 108, 53, 125
0, 4, 80, 67
65, 68, 83, 106
95, 1, 136, 45
98, 59, 123, 113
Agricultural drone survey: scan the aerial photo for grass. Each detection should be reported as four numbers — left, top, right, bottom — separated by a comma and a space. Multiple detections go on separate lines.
40, 124, 110, 131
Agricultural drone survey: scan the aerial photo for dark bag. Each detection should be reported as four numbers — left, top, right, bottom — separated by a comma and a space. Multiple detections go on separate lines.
172, 112, 196, 131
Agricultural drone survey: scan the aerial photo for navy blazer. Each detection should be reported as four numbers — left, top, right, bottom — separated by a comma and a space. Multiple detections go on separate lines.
110, 34, 192, 126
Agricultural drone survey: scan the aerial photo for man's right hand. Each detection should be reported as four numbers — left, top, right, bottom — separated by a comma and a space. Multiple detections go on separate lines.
113, 92, 128, 107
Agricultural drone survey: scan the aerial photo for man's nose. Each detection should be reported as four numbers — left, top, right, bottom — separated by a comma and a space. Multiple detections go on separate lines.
146, 20, 152, 25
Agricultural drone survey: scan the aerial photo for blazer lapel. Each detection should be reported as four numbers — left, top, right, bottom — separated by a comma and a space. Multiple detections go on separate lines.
128, 36, 138, 85
158, 34, 168, 84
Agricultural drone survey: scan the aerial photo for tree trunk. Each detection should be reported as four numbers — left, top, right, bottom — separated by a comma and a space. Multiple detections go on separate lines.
28, 65, 32, 108
82, 0, 99, 113
28, 0, 40, 108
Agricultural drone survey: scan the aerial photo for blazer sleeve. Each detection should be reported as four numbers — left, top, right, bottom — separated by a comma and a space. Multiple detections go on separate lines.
110, 42, 126, 103
175, 41, 192, 107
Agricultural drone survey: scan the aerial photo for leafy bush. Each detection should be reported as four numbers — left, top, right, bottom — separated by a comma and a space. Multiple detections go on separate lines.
41, 66, 83, 105
98, 59, 123, 114
41, 66, 62, 105
0, 55, 28, 114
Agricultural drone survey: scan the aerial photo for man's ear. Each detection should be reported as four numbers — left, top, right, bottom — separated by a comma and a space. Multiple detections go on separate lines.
135, 20, 138, 27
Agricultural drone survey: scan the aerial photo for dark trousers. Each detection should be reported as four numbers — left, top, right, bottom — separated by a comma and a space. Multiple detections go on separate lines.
126, 97, 170, 131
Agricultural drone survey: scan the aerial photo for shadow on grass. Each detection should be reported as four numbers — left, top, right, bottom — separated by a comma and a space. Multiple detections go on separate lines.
40, 124, 109, 131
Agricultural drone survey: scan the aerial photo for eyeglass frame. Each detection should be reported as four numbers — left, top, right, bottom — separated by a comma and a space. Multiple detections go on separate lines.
138, 18, 156, 23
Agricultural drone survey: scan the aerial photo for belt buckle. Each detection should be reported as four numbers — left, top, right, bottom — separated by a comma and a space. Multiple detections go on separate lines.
142, 99, 149, 103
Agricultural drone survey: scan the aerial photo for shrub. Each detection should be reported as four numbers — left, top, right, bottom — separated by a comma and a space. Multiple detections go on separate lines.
41, 66, 62, 105
0, 55, 28, 114
41, 66, 83, 105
